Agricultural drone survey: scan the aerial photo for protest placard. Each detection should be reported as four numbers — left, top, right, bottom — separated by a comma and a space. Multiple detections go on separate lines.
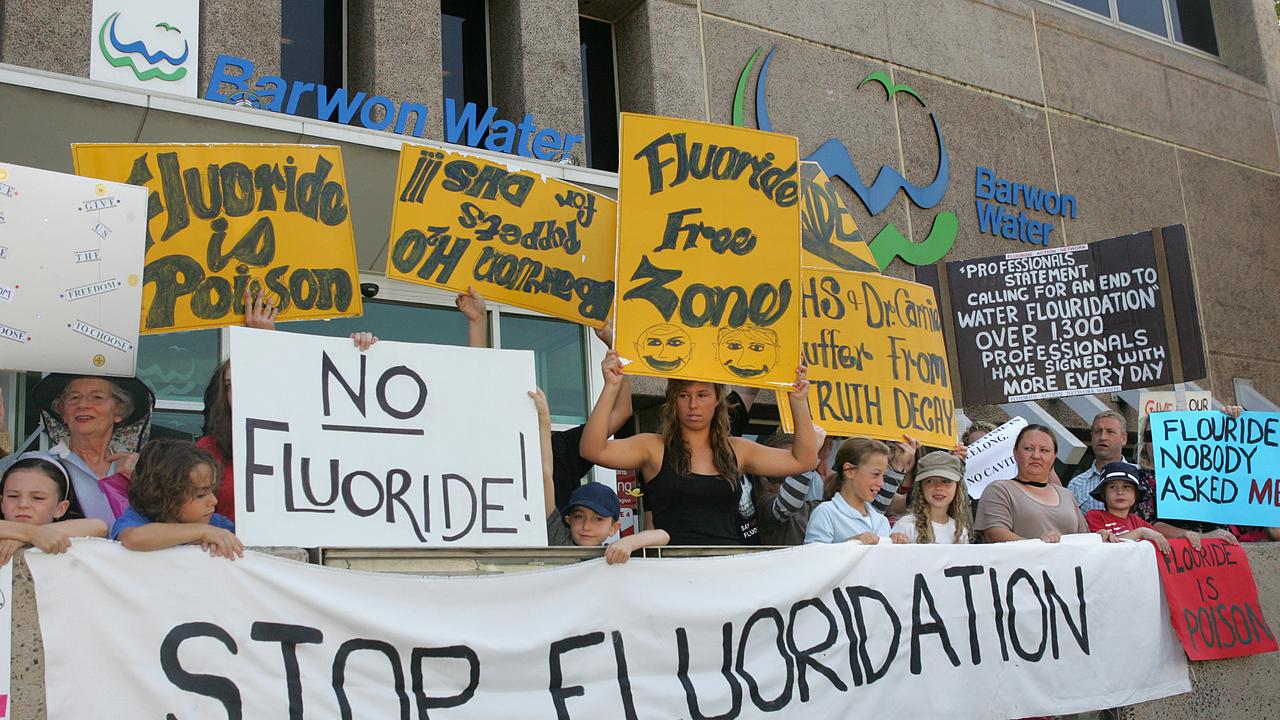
30, 539, 1190, 719
1151, 411, 1280, 527
0, 561, 10, 719
1155, 538, 1277, 660
778, 269, 954, 448
72, 144, 362, 333
799, 161, 878, 273
918, 226, 1206, 406
615, 113, 802, 389
962, 417, 1027, 498
1135, 389, 1213, 468
386, 146, 615, 328
229, 327, 545, 547
0, 162, 145, 376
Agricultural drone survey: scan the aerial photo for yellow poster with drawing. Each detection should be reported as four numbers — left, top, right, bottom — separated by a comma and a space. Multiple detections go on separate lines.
778, 269, 955, 447
385, 146, 615, 328
72, 144, 362, 334
615, 113, 802, 389
799, 161, 879, 273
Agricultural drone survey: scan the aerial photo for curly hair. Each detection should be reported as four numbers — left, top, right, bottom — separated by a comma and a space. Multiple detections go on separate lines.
909, 474, 973, 544
128, 439, 221, 523
823, 437, 891, 500
202, 360, 233, 457
659, 380, 739, 488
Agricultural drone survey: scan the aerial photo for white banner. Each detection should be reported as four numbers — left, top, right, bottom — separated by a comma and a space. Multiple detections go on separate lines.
230, 327, 547, 547
963, 417, 1027, 498
30, 539, 1189, 719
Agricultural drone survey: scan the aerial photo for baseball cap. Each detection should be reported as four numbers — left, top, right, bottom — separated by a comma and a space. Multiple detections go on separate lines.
915, 451, 963, 483
1090, 461, 1144, 502
565, 482, 620, 521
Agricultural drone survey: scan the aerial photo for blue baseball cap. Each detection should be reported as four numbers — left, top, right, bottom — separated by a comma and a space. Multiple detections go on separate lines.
565, 482, 620, 521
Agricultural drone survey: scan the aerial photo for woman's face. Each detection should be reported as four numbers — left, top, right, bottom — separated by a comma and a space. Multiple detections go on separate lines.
843, 453, 888, 504
1014, 430, 1056, 480
2, 469, 69, 525
674, 383, 718, 431
59, 377, 124, 438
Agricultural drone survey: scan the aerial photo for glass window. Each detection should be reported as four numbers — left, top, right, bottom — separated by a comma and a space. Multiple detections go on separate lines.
579, 17, 619, 171
136, 329, 221, 404
150, 410, 206, 442
276, 299, 471, 346
1117, 0, 1167, 35
1061, 0, 1111, 17
281, 0, 345, 119
499, 314, 587, 425
1047, 0, 1216, 56
1170, 0, 1217, 55
442, 0, 490, 109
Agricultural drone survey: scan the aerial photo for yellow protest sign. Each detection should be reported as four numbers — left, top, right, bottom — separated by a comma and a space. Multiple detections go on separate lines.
385, 146, 615, 328
779, 269, 955, 447
72, 144, 361, 333
616, 113, 801, 389
799, 161, 878, 273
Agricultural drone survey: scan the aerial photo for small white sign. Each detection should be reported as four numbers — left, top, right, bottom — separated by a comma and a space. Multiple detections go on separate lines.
963, 416, 1028, 498
89, 0, 200, 98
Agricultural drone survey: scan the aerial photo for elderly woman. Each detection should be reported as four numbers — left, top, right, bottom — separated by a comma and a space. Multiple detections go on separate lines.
975, 423, 1088, 543
32, 373, 153, 527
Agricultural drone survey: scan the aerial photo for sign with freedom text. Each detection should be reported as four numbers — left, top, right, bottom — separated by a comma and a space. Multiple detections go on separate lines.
1151, 411, 1280, 527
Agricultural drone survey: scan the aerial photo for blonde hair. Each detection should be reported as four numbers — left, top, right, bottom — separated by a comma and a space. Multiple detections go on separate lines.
823, 438, 890, 500
909, 474, 973, 543
659, 380, 738, 488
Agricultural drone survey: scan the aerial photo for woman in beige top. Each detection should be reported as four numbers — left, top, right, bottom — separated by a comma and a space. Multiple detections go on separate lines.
976, 424, 1089, 543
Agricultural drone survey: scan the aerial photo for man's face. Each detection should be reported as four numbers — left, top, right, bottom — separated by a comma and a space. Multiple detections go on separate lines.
716, 328, 778, 379
635, 324, 693, 372
1091, 417, 1128, 462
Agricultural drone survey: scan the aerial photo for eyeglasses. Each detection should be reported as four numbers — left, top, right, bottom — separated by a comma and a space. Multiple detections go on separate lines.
63, 392, 114, 406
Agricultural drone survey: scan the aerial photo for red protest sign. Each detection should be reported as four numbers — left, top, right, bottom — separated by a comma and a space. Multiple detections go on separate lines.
1156, 538, 1277, 660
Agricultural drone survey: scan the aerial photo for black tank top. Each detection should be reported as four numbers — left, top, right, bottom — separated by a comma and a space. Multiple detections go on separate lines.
644, 450, 742, 546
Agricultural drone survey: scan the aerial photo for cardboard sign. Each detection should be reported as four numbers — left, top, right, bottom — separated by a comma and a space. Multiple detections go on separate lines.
0, 162, 146, 375
962, 417, 1028, 498
72, 144, 362, 333
229, 327, 546, 547
778, 269, 954, 448
29, 538, 1191, 719
386, 146, 616, 328
1151, 411, 1280, 527
919, 226, 1206, 406
1156, 538, 1277, 660
799, 161, 878, 273
615, 113, 802, 389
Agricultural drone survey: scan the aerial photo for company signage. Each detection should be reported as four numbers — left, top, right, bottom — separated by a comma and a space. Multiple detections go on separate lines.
205, 55, 583, 161
974, 166, 1078, 246
89, 0, 199, 98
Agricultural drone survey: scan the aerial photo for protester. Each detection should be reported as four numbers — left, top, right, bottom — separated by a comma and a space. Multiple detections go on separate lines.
976, 424, 1090, 543
804, 438, 906, 545
111, 439, 243, 560
891, 451, 972, 544
1084, 461, 1172, 554
1068, 410, 1129, 513
751, 429, 829, 545
961, 421, 997, 446
580, 350, 817, 545
872, 435, 921, 515
0, 452, 108, 564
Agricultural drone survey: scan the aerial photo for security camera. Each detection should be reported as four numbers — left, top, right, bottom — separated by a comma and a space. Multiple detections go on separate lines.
360, 282, 380, 299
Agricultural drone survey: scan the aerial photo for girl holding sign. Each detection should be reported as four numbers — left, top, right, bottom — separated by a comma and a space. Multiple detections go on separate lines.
581, 350, 818, 546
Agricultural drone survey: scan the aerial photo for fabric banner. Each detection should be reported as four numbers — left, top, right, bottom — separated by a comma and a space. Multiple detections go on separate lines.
1155, 538, 1277, 660
29, 539, 1190, 719
615, 113, 802, 389
1151, 411, 1280, 527
229, 326, 546, 547
962, 417, 1028, 498
778, 269, 954, 448
386, 145, 616, 328
72, 143, 362, 333
0, 162, 146, 376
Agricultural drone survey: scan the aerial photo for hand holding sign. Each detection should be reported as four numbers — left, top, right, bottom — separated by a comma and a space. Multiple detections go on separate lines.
243, 285, 279, 330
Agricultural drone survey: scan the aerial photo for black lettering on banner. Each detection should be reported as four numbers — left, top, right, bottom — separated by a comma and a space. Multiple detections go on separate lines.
733, 608, 793, 712
623, 255, 681, 320
988, 568, 1011, 661
1043, 567, 1090, 657
322, 351, 367, 416
845, 586, 901, 684
145, 254, 206, 328
944, 565, 986, 665
1005, 569, 1049, 662
441, 473, 478, 542
631, 132, 798, 207
829, 585, 864, 686
909, 573, 960, 674
676, 624, 742, 720
160, 622, 242, 720
332, 639, 411, 720
785, 598, 846, 701
250, 622, 324, 720
184, 165, 223, 220
386, 469, 429, 542
390, 227, 471, 284
480, 477, 516, 533
244, 418, 290, 512
220, 162, 255, 217
411, 645, 481, 716
548, 632, 605, 719
126, 152, 165, 251
342, 471, 385, 517
611, 631, 640, 720
376, 366, 429, 419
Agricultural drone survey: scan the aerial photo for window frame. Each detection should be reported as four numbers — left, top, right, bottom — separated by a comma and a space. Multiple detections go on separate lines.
1040, 0, 1222, 62
577, 14, 622, 171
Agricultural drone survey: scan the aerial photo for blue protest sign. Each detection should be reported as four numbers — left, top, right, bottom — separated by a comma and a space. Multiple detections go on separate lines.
1152, 411, 1280, 526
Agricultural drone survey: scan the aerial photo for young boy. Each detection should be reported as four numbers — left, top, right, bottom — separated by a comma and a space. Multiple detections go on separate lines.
1085, 461, 1171, 554
531, 390, 668, 563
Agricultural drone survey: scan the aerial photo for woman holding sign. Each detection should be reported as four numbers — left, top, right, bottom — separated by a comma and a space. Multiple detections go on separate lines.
975, 424, 1089, 543
581, 350, 818, 545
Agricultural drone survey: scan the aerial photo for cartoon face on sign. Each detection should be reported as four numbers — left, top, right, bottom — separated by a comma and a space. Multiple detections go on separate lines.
716, 325, 779, 379
635, 324, 694, 372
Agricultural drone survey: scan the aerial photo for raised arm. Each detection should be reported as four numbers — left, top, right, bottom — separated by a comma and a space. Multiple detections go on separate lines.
593, 320, 633, 435
530, 389, 556, 520
579, 350, 658, 472
736, 367, 819, 477
456, 286, 488, 348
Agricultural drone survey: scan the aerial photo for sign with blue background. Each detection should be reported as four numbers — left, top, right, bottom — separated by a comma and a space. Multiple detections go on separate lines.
1152, 411, 1280, 527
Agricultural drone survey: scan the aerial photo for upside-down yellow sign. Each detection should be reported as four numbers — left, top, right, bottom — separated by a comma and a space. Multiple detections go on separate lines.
799, 161, 878, 273
778, 269, 955, 448
615, 113, 802, 389
72, 144, 362, 333
385, 146, 615, 328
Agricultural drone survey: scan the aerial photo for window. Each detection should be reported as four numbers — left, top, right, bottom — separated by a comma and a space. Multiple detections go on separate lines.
137, 329, 222, 440
499, 313, 588, 425
442, 0, 490, 110
579, 17, 619, 171
1047, 0, 1217, 56
276, 299, 471, 346
281, 0, 346, 119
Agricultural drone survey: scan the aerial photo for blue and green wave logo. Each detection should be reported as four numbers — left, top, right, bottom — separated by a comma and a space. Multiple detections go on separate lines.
97, 12, 190, 83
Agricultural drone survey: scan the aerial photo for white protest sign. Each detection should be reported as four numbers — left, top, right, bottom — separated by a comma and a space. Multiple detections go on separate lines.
0, 163, 145, 375
30, 539, 1190, 719
230, 327, 546, 547
962, 416, 1027, 498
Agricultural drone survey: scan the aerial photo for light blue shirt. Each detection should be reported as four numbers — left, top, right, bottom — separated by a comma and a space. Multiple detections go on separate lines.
49, 442, 118, 527
804, 493, 891, 544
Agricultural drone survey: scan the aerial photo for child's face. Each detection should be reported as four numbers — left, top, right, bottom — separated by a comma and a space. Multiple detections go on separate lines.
922, 477, 957, 512
843, 453, 888, 504
1, 470, 69, 525
1104, 480, 1136, 512
565, 506, 620, 547
176, 464, 219, 524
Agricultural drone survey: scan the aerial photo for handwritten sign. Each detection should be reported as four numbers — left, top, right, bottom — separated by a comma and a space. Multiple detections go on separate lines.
799, 161, 877, 273
1156, 538, 1277, 660
779, 269, 954, 447
962, 417, 1028, 498
72, 144, 362, 333
229, 327, 546, 547
0, 162, 145, 376
386, 146, 615, 328
1151, 411, 1280, 527
615, 113, 801, 388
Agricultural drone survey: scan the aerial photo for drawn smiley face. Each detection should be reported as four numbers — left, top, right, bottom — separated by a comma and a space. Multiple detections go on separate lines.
635, 324, 694, 373
716, 325, 779, 379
